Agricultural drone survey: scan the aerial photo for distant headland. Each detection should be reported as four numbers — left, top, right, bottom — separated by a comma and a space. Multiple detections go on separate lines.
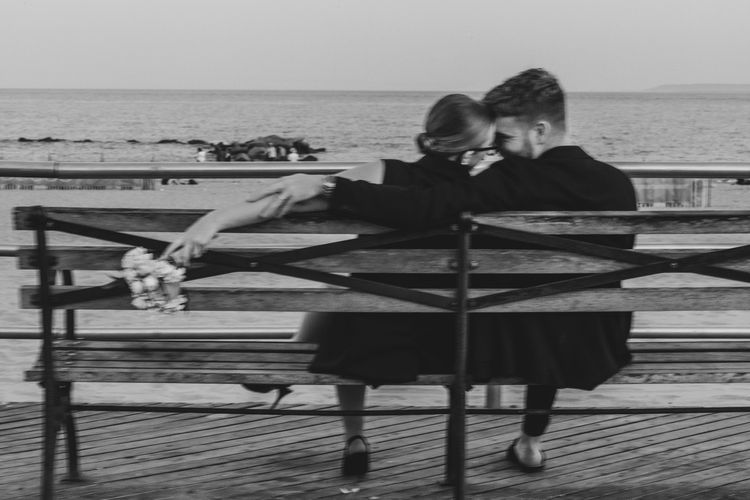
646, 84, 750, 93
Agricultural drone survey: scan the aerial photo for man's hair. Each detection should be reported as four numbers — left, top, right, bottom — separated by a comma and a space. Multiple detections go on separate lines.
482, 68, 566, 128
416, 93, 494, 155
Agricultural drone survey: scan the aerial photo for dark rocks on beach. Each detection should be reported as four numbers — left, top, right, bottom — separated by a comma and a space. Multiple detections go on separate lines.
209, 135, 325, 162
12, 134, 325, 162
246, 146, 267, 160
18, 137, 64, 142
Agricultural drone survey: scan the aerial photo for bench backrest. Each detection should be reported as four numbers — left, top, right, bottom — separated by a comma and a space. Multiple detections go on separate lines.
13, 206, 750, 316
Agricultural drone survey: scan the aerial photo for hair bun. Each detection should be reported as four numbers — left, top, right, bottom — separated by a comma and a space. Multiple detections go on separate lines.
416, 133, 434, 153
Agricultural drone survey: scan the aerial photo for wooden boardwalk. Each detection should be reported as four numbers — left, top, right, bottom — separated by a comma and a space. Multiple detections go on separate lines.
1, 402, 749, 499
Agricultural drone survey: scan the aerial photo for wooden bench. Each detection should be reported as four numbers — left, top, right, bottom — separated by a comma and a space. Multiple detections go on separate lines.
14, 205, 750, 500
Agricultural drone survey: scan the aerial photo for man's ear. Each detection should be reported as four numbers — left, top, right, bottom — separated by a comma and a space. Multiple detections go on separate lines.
531, 120, 552, 145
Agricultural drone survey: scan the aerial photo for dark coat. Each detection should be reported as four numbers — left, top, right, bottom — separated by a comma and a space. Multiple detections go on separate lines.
311, 147, 637, 389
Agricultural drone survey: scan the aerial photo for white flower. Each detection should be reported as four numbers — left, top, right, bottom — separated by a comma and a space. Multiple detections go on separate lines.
163, 267, 185, 283
136, 260, 157, 275
129, 280, 145, 294
131, 296, 149, 310
142, 275, 159, 291
162, 295, 187, 313
153, 260, 172, 276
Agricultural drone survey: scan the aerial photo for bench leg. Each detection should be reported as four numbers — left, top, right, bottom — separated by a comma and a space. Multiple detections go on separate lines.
59, 382, 84, 482
443, 387, 456, 486
41, 381, 63, 500
443, 383, 466, 499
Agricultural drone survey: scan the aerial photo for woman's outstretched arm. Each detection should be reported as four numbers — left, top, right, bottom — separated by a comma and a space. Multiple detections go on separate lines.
163, 161, 384, 265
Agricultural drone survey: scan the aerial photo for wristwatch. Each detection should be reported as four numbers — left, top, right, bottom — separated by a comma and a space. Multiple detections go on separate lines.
321, 175, 337, 199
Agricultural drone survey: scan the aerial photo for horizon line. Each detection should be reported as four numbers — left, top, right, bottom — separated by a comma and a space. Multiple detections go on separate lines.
0, 86, 645, 93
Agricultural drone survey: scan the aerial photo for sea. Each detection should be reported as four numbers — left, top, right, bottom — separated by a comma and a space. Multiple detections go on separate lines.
1, 88, 750, 164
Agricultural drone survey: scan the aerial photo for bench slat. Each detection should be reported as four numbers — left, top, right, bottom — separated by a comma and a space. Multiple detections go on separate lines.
25, 364, 750, 385
16, 207, 750, 234
13, 207, 391, 234
52, 348, 750, 363
54, 351, 315, 363
629, 341, 750, 351
633, 352, 750, 362
19, 246, 750, 273
24, 368, 457, 385
22, 286, 750, 312
55, 339, 750, 352
52, 361, 312, 370
475, 211, 750, 234
617, 362, 750, 371
52, 340, 317, 351
608, 370, 750, 383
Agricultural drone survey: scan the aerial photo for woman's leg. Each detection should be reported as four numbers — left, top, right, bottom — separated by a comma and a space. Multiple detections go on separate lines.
296, 314, 368, 450
514, 385, 557, 466
338, 385, 367, 451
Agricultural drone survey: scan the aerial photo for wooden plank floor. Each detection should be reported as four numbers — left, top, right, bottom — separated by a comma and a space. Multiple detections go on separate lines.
2, 403, 749, 499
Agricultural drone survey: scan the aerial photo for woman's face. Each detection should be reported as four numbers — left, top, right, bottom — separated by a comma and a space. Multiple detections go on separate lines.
458, 125, 497, 168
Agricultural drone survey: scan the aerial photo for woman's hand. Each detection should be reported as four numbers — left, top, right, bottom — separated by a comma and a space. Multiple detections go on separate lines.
161, 216, 220, 266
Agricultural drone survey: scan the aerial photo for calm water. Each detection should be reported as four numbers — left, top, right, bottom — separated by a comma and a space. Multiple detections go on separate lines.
1, 89, 749, 163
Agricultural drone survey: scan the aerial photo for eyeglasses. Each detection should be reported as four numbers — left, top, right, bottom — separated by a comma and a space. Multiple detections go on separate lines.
459, 146, 499, 159
456, 146, 499, 166
462, 146, 498, 155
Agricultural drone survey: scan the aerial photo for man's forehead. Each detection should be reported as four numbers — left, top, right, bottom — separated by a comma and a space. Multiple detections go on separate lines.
495, 116, 524, 130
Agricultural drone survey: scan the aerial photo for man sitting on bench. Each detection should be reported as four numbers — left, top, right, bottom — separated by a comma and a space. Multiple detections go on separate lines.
243, 68, 637, 474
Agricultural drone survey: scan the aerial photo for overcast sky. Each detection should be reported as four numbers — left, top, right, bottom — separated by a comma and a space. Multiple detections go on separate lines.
2, 0, 749, 92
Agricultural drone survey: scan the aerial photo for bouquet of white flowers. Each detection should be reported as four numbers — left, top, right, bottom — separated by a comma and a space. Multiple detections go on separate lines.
121, 247, 187, 313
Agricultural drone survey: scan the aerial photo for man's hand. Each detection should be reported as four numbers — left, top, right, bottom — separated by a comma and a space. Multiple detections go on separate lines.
247, 174, 326, 218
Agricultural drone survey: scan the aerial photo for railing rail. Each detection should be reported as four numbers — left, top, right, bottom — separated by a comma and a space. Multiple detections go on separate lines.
1, 160, 750, 179
0, 161, 353, 178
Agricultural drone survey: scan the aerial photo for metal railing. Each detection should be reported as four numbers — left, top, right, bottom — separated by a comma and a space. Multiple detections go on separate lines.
1, 159, 750, 179
0, 160, 352, 178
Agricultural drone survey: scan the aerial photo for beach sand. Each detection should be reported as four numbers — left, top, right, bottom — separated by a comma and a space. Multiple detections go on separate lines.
2, 178, 750, 408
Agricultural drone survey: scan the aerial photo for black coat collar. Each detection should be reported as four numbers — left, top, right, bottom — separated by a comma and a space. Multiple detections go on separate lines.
537, 145, 592, 162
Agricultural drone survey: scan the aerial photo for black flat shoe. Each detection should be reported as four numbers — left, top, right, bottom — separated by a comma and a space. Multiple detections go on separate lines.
241, 384, 292, 409
506, 438, 546, 473
342, 435, 370, 477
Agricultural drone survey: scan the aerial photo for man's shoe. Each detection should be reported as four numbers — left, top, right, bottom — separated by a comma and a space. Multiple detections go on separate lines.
506, 438, 546, 473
